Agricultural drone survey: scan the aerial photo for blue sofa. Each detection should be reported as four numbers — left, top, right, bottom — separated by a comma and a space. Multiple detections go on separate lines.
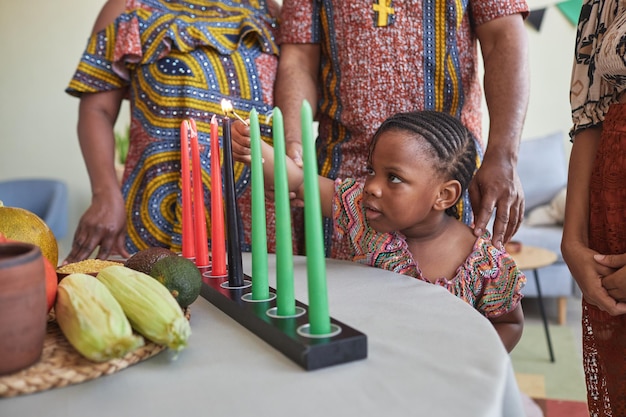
0, 178, 69, 240
513, 131, 576, 325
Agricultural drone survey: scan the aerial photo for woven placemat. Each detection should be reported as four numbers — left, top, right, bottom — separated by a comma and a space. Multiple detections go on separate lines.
0, 309, 190, 398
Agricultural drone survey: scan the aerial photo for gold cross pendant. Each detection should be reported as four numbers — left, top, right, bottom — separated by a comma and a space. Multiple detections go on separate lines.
373, 0, 395, 27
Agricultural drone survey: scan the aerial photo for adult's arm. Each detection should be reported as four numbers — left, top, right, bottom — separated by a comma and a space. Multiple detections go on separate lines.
273, 43, 320, 167
561, 127, 626, 315
64, 89, 129, 264
63, 0, 129, 264
471, 14, 529, 249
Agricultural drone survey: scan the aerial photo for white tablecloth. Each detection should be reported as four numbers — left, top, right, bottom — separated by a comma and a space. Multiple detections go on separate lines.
0, 254, 524, 417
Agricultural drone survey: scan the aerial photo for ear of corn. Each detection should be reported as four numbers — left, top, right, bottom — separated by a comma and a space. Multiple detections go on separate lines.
55, 273, 145, 362
97, 265, 191, 352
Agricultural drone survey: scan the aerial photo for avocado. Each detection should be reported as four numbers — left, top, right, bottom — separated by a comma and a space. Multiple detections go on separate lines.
149, 256, 202, 308
124, 247, 178, 275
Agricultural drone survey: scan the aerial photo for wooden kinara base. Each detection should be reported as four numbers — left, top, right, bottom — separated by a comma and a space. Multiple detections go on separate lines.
198, 268, 367, 371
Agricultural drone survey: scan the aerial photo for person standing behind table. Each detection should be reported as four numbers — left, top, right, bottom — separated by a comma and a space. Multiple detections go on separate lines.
273, 0, 530, 259
63, 0, 284, 263
232, 110, 526, 352
564, 1, 626, 415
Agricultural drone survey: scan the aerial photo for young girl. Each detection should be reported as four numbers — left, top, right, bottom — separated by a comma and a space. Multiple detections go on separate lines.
232, 110, 525, 352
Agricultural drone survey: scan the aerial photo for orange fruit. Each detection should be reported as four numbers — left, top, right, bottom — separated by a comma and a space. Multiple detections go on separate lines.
0, 201, 59, 267
43, 257, 57, 313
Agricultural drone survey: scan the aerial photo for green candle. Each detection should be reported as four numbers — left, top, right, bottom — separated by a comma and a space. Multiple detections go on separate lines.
250, 109, 270, 300
301, 100, 331, 334
273, 108, 296, 316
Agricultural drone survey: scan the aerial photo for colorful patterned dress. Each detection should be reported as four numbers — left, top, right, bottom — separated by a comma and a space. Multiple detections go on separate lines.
333, 178, 526, 317
279, 0, 528, 258
570, 0, 626, 414
66, 0, 282, 254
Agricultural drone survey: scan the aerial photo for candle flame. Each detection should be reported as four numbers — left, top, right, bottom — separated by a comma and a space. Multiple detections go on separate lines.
220, 98, 248, 126
221, 99, 233, 115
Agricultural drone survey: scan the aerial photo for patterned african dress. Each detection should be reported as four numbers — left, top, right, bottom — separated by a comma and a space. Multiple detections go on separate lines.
571, 0, 626, 414
333, 178, 526, 318
66, 0, 283, 254
279, 0, 528, 259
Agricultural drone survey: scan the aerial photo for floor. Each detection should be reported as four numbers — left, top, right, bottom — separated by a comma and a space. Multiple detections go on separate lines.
519, 293, 588, 417
521, 293, 583, 356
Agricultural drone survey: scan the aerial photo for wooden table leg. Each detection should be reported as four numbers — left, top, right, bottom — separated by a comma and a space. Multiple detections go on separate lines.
557, 296, 567, 326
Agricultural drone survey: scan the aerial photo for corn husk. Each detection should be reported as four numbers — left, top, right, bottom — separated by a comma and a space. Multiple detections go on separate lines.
55, 273, 144, 362
97, 265, 191, 352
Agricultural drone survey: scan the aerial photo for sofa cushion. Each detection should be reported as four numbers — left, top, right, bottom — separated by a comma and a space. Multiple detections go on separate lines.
518, 132, 568, 212
525, 187, 567, 226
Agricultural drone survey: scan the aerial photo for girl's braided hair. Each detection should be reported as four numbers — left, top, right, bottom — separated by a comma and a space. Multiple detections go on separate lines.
368, 111, 478, 219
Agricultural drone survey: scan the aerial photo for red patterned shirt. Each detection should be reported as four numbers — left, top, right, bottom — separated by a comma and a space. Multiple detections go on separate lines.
279, 0, 528, 182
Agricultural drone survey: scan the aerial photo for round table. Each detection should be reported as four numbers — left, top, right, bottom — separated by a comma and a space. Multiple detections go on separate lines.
509, 244, 557, 271
0, 254, 524, 417
509, 244, 558, 362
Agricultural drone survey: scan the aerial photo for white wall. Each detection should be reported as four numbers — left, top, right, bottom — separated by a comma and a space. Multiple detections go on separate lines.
521, 3, 577, 142
0, 1, 129, 258
0, 0, 576, 260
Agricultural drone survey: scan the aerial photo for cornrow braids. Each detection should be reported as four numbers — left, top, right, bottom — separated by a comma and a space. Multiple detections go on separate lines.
368, 111, 478, 219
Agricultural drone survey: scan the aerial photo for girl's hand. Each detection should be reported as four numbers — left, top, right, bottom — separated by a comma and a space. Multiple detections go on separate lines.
231, 119, 252, 164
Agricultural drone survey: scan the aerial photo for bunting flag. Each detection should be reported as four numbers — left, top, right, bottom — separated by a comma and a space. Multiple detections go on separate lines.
556, 0, 583, 26
524, 0, 583, 32
527, 8, 547, 31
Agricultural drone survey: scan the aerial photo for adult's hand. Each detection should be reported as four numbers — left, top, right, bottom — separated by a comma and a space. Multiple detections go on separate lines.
285, 141, 303, 168
595, 253, 626, 304
562, 243, 626, 315
63, 190, 128, 264
469, 154, 524, 249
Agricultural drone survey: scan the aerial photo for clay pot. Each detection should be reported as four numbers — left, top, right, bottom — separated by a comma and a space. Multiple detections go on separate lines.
0, 242, 47, 375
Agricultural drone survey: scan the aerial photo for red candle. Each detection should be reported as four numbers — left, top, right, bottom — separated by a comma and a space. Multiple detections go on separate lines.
210, 115, 227, 276
180, 120, 195, 259
189, 118, 210, 267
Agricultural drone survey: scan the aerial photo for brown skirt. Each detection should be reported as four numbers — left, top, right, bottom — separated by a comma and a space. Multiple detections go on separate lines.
584, 102, 626, 416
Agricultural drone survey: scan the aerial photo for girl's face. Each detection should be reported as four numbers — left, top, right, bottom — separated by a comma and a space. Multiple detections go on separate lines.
363, 130, 445, 235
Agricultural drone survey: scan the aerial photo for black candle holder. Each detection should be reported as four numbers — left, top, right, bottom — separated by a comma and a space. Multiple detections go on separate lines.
199, 267, 367, 371
211, 104, 367, 370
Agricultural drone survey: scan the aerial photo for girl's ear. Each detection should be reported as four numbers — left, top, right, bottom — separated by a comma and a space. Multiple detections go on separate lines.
433, 180, 462, 211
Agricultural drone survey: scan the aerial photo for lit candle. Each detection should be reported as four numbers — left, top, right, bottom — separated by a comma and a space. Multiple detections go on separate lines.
272, 108, 296, 316
221, 97, 249, 126
210, 115, 227, 276
249, 108, 270, 299
189, 118, 210, 267
301, 101, 331, 334
180, 120, 195, 259
220, 100, 244, 287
